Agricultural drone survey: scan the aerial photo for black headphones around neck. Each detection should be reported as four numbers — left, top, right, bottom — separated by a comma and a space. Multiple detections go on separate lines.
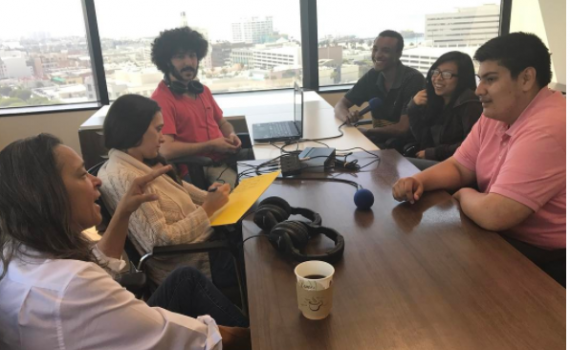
164, 73, 204, 95
164, 60, 204, 95
253, 197, 345, 264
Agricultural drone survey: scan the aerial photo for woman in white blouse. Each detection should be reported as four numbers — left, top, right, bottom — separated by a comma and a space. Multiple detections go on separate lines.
0, 134, 249, 350
97, 94, 236, 289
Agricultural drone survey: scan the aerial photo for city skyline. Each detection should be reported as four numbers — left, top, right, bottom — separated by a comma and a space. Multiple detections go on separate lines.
0, 0, 500, 41
0, 1, 502, 108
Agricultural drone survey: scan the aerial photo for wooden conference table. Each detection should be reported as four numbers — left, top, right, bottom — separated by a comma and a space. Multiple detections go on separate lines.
239, 150, 565, 350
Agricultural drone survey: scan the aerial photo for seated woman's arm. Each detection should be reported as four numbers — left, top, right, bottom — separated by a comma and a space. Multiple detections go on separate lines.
183, 181, 207, 205
91, 244, 127, 275
406, 94, 432, 150
105, 171, 212, 251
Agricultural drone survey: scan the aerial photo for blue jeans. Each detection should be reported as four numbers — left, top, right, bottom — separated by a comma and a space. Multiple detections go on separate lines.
146, 266, 249, 327
209, 249, 240, 290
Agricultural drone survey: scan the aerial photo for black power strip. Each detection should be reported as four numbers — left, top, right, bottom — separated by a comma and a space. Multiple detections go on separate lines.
280, 154, 303, 177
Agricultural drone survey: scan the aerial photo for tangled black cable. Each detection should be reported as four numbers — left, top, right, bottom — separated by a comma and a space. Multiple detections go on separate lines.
240, 122, 381, 179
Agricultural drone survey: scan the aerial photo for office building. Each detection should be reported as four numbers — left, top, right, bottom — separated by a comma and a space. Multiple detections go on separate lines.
318, 46, 343, 66
253, 46, 301, 69
32, 84, 87, 103
231, 45, 301, 70
180, 11, 188, 28
49, 69, 92, 85
425, 4, 500, 47
0, 58, 6, 79
203, 42, 253, 69
400, 46, 478, 76
230, 49, 253, 66
33, 56, 57, 79
102, 67, 163, 99
232, 16, 273, 44
84, 76, 96, 101
0, 51, 33, 79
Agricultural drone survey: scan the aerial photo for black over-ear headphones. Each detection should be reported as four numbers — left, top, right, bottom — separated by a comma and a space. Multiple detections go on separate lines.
253, 196, 322, 230
253, 197, 345, 264
164, 74, 205, 95
164, 61, 204, 95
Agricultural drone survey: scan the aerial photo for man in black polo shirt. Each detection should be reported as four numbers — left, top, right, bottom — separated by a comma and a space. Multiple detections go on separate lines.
334, 30, 425, 146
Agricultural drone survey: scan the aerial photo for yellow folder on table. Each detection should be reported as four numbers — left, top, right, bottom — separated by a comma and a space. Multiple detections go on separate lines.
210, 171, 280, 226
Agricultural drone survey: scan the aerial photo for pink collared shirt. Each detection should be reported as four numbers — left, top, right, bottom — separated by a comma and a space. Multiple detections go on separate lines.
454, 87, 566, 250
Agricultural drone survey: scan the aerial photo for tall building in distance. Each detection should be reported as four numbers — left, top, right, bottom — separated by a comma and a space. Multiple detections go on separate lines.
0, 58, 6, 79
232, 16, 273, 44
180, 11, 188, 28
425, 4, 500, 47
179, 11, 209, 40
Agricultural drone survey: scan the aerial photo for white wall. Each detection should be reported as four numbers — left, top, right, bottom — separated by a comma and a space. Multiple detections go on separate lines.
510, 0, 566, 89
0, 110, 93, 155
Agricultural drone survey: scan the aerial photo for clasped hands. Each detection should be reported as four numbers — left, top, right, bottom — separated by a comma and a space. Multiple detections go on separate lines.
392, 176, 471, 205
208, 134, 242, 154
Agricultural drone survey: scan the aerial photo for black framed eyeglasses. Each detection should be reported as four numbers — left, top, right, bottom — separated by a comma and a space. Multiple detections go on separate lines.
431, 69, 458, 80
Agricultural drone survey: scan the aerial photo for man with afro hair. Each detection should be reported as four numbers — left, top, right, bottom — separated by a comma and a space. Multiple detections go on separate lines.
151, 27, 249, 189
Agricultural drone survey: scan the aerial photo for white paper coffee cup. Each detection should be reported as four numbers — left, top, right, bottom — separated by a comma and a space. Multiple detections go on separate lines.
294, 260, 335, 320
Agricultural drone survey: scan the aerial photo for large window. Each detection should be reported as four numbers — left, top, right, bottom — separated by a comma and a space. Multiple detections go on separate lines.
0, 0, 96, 109
0, 0, 511, 114
94, 0, 302, 99
317, 0, 502, 87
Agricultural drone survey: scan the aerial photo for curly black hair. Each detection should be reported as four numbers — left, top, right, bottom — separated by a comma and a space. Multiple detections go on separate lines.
151, 27, 209, 75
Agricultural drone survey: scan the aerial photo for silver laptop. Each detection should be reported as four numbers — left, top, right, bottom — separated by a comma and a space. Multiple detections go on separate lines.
252, 83, 303, 142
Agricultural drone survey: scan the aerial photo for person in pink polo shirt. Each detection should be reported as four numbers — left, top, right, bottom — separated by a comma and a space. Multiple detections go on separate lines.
150, 27, 252, 189
392, 32, 565, 286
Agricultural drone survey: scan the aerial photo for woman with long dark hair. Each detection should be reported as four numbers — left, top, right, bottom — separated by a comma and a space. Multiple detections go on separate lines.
0, 134, 249, 349
97, 94, 235, 290
406, 51, 482, 169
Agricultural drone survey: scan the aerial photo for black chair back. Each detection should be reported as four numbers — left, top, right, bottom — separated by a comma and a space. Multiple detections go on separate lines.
87, 162, 148, 297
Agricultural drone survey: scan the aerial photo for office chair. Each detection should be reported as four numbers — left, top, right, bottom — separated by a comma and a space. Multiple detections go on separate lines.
169, 132, 253, 190
88, 162, 248, 313
128, 227, 247, 309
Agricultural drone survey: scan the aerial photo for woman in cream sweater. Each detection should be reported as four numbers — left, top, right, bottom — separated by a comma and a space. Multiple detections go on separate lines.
98, 94, 233, 288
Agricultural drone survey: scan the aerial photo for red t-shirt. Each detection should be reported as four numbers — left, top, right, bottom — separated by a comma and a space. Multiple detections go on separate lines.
454, 88, 566, 250
151, 81, 225, 162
